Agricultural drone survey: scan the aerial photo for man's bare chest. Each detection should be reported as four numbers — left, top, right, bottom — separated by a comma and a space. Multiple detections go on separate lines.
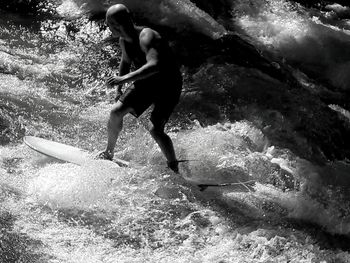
124, 41, 146, 67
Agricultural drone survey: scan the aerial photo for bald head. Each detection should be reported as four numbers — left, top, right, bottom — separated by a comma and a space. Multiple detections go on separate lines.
106, 4, 132, 26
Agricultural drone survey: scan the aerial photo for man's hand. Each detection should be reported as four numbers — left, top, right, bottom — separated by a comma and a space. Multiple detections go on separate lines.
106, 75, 125, 88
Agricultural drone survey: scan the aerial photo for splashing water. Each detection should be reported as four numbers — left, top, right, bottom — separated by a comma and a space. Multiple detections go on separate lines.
2, 120, 350, 262
235, 0, 350, 90
2, 1, 350, 262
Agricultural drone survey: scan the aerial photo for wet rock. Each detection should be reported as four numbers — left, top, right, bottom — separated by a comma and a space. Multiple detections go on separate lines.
67, 0, 227, 39
180, 63, 350, 163
1, 0, 41, 15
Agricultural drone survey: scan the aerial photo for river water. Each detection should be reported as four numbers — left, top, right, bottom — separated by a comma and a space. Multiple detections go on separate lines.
1, 0, 350, 262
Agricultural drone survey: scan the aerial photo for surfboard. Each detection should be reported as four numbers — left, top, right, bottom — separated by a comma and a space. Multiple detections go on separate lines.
23, 136, 254, 191
23, 136, 129, 167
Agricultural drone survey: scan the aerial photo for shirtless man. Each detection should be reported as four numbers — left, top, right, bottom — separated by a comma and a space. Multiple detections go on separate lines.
97, 4, 182, 173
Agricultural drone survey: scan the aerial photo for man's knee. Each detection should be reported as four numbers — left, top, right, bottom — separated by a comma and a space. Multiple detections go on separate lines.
110, 107, 124, 119
110, 102, 131, 119
149, 124, 165, 138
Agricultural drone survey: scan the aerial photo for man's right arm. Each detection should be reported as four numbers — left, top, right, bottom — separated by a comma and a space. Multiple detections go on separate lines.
118, 39, 131, 75
118, 40, 131, 88
115, 40, 131, 97
118, 58, 130, 77
109, 40, 130, 101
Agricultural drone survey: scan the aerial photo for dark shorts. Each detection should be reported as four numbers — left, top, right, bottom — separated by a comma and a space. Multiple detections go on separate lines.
119, 74, 182, 125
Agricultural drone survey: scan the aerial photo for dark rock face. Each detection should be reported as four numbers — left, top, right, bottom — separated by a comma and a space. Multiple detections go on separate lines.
1, 0, 41, 15
179, 63, 350, 163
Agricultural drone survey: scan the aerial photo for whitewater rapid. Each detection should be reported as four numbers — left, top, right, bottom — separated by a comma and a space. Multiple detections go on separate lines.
1, 0, 350, 262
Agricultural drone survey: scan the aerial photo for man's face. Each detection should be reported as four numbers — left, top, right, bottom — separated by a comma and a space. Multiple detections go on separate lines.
106, 18, 122, 37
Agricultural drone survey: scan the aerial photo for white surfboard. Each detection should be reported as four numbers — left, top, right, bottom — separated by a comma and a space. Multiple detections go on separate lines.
23, 136, 129, 167
23, 136, 253, 191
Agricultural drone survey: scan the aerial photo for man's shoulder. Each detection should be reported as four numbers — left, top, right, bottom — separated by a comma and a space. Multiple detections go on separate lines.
138, 26, 157, 35
139, 27, 161, 44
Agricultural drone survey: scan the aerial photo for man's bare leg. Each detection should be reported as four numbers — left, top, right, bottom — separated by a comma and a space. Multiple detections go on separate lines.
149, 122, 178, 172
105, 114, 123, 157
99, 101, 133, 159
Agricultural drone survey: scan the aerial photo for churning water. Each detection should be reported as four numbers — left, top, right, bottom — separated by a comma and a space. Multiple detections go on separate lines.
1, 0, 350, 262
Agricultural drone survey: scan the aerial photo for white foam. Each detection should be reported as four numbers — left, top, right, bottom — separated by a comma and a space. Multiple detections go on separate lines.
235, 0, 350, 91
28, 161, 124, 209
